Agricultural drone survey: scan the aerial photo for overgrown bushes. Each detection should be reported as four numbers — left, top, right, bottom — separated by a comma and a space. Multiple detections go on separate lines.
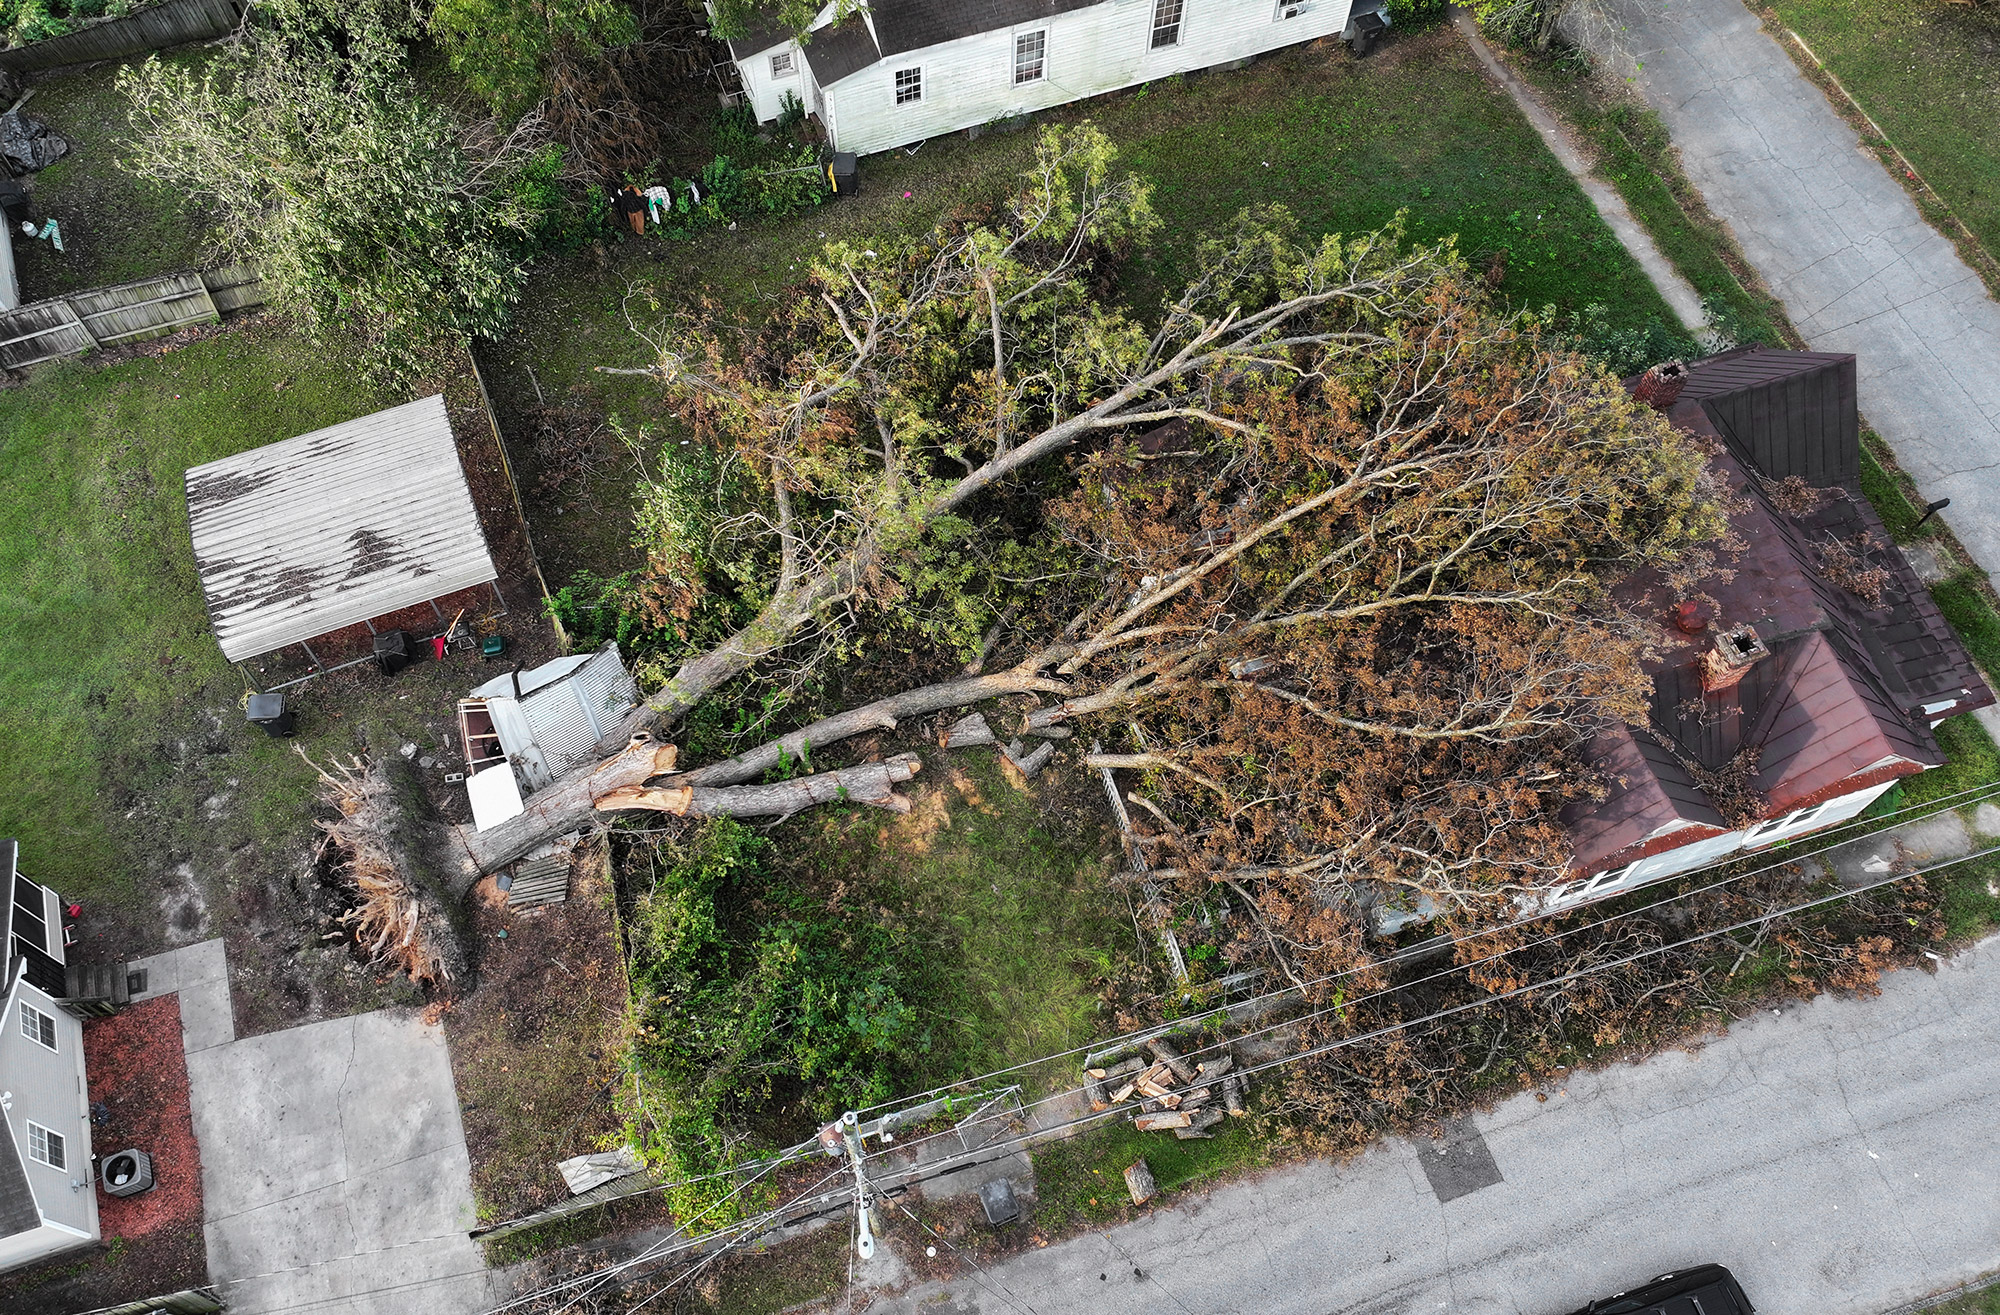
1, 0, 135, 49
616, 819, 951, 1225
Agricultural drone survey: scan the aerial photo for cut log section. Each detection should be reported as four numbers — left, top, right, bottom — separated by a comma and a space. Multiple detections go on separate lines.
944, 713, 997, 748
1133, 1111, 1192, 1132
1196, 1055, 1234, 1081
1148, 1037, 1196, 1084
1173, 1106, 1227, 1140
1124, 1158, 1157, 1206
1223, 1072, 1248, 1117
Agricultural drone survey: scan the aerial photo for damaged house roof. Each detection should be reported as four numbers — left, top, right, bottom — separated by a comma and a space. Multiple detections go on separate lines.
1563, 347, 1992, 875
185, 395, 499, 663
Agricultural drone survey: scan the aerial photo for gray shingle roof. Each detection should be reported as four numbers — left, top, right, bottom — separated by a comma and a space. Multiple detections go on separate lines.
185, 395, 498, 663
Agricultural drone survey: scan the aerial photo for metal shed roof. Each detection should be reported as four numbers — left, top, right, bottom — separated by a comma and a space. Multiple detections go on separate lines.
186, 396, 498, 662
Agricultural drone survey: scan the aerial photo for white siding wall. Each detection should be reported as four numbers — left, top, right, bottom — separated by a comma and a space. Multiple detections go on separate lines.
813, 0, 1355, 155
0, 976, 99, 1257
740, 39, 809, 124
1537, 778, 1898, 914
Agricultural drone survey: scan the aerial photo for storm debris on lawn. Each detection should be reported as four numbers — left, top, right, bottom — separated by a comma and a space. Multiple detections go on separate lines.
1086, 1036, 1250, 1138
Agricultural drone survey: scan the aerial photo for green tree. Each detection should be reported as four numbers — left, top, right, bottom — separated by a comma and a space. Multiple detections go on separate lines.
118, 0, 545, 371
430, 0, 638, 117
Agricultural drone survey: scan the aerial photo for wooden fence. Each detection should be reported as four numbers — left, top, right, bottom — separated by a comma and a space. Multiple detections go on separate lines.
0, 0, 244, 72
75, 1285, 225, 1315
0, 263, 264, 369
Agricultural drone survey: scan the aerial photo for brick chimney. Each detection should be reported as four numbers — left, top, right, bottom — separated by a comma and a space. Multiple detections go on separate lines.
1701, 623, 1770, 692
1631, 360, 1690, 411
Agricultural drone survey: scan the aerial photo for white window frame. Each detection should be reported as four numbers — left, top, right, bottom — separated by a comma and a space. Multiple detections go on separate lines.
770, 50, 796, 77
1273, 0, 1309, 18
27, 1121, 65, 1171
894, 66, 923, 105
19, 1001, 56, 1052
1150, 0, 1183, 48
1743, 799, 1836, 848
1014, 29, 1047, 84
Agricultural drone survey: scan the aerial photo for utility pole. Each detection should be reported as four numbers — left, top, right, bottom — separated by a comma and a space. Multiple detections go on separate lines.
839, 1110, 876, 1259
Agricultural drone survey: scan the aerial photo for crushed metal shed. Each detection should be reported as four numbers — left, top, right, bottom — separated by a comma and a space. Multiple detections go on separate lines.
186, 395, 500, 666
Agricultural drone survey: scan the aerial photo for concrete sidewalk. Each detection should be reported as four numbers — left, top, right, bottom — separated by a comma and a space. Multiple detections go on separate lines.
1570, 0, 2000, 580
868, 934, 2000, 1315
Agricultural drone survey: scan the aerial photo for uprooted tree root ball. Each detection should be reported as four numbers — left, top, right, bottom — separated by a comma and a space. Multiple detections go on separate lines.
300, 748, 470, 991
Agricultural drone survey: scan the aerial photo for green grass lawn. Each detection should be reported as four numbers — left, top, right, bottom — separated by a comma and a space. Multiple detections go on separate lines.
0, 324, 369, 902
0, 320, 469, 1029
1508, 48, 1786, 347
9, 54, 219, 298
1913, 1280, 2000, 1315
1764, 0, 2000, 269
483, 25, 1681, 583
784, 752, 1129, 1091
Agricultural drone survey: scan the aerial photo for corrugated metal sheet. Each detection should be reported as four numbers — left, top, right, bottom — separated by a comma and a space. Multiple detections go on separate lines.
518, 645, 641, 789
466, 644, 640, 791
186, 396, 498, 662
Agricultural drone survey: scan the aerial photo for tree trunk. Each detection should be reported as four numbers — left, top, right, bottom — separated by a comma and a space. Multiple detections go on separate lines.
451, 737, 679, 878
596, 753, 923, 819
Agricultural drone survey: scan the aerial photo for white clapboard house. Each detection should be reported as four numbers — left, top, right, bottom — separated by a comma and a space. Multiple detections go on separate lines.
0, 840, 99, 1273
727, 0, 1369, 156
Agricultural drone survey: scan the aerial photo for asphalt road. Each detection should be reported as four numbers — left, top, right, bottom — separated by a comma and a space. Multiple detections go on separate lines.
873, 933, 2000, 1315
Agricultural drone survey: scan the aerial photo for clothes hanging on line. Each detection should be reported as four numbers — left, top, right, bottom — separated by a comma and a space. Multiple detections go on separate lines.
613, 185, 646, 235
641, 185, 672, 224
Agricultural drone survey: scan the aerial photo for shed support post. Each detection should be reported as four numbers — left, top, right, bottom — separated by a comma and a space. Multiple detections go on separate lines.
236, 661, 264, 695
430, 599, 447, 626
490, 580, 509, 614
362, 617, 377, 635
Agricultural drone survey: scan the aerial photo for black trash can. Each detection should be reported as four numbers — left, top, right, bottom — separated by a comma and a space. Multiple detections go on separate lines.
245, 692, 295, 738
825, 152, 859, 198
373, 629, 411, 676
0, 179, 30, 225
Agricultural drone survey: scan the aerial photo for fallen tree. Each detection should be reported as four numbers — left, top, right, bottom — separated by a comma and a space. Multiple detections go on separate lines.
460, 126, 1487, 871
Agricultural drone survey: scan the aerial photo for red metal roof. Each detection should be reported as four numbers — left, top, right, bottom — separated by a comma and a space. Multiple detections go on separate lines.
1566, 350, 1991, 875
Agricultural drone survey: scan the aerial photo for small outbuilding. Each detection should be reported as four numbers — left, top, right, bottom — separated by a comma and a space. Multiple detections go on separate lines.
458, 643, 643, 831
186, 395, 501, 683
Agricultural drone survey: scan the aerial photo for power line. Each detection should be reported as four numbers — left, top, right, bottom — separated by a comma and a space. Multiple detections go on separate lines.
846, 788, 2000, 1172
473, 835, 2000, 1312
469, 777, 2000, 1290
845, 776, 2000, 1123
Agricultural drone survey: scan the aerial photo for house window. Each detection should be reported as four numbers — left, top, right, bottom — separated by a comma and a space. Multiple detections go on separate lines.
27, 1122, 64, 1171
895, 67, 923, 104
1273, 0, 1308, 16
1151, 0, 1183, 47
1014, 30, 1047, 83
770, 50, 795, 77
19, 1002, 55, 1052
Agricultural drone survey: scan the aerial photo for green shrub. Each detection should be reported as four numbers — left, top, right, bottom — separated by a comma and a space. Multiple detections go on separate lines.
617, 819, 951, 1227
1386, 0, 1449, 29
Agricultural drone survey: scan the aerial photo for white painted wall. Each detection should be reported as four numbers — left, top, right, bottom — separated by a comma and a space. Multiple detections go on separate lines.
1537, 778, 1899, 914
740, 38, 810, 124
737, 0, 1356, 156
0, 973, 99, 1273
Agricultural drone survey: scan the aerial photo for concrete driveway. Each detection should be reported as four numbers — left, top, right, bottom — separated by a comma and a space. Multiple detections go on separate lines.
143, 942, 497, 1315
1566, 0, 2000, 581
870, 934, 2000, 1315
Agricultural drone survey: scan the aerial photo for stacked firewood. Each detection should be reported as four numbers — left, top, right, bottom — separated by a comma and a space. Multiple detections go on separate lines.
1083, 1037, 1248, 1140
